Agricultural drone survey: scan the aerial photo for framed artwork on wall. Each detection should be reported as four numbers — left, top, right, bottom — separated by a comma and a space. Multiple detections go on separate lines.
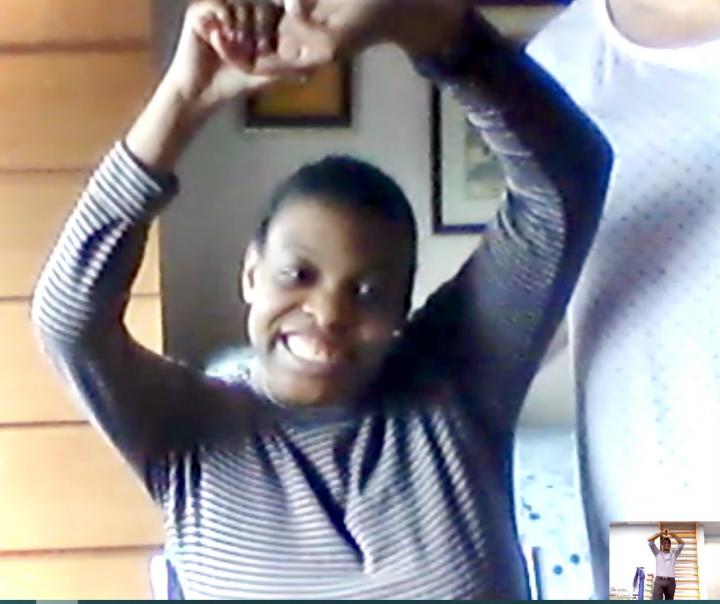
431, 87, 507, 234
431, 3, 566, 233
244, 61, 353, 129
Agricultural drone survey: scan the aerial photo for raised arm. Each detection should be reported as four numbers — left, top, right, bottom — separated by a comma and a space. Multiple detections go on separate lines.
31, 0, 296, 479
271, 0, 612, 432
648, 530, 662, 555
668, 530, 685, 545
402, 4, 610, 431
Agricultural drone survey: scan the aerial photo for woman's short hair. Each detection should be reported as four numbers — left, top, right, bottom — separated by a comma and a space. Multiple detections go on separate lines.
254, 155, 418, 310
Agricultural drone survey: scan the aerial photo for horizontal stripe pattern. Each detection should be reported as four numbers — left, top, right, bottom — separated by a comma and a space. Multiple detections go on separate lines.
30, 142, 171, 342
29, 14, 608, 598
159, 403, 526, 599
30, 141, 530, 599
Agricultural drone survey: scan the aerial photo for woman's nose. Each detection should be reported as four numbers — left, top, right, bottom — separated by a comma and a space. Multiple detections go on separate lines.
301, 288, 351, 330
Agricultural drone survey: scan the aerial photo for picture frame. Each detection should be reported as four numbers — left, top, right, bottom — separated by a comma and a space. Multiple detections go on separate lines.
431, 3, 565, 233
244, 61, 353, 129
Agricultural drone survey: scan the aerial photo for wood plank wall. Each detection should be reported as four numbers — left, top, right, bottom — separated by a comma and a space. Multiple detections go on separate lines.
0, 0, 165, 598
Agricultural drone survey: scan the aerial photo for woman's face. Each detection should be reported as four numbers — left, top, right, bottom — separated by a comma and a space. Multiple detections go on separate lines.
242, 198, 414, 406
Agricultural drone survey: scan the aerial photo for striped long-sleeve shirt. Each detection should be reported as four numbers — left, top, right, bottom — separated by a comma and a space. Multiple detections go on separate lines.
30, 13, 611, 600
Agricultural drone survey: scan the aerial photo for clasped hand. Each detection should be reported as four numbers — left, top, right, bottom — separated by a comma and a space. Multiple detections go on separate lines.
163, 0, 465, 112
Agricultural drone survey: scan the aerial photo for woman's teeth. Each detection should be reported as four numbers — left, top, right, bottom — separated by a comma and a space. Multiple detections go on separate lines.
285, 334, 339, 364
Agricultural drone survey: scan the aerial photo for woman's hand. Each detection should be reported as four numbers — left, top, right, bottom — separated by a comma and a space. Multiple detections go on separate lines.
272, 0, 467, 63
127, 0, 315, 171
163, 0, 287, 113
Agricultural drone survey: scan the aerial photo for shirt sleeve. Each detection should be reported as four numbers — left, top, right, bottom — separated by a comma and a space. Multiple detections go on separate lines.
649, 541, 660, 556
30, 142, 264, 498
675, 543, 685, 557
395, 12, 611, 433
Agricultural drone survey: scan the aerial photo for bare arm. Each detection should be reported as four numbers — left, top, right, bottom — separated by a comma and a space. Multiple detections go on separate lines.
649, 530, 663, 541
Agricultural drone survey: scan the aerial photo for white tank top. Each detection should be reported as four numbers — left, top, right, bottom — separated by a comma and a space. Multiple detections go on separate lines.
528, 0, 720, 592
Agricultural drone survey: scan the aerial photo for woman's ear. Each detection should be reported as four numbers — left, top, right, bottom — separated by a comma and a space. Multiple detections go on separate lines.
241, 243, 261, 305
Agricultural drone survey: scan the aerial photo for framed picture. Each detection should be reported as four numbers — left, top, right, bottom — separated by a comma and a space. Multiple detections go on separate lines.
431, 4, 565, 233
244, 61, 352, 129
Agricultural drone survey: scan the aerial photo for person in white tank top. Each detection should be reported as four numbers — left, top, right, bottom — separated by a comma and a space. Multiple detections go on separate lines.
528, 0, 720, 597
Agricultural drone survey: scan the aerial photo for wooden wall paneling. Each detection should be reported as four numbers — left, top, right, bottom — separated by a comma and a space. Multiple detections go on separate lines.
0, 51, 154, 171
0, 547, 159, 600
0, 296, 163, 425
0, 424, 164, 552
0, 172, 160, 297
0, 0, 165, 595
0, 0, 151, 47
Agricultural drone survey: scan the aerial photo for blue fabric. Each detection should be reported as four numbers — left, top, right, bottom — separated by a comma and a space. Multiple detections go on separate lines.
633, 566, 646, 600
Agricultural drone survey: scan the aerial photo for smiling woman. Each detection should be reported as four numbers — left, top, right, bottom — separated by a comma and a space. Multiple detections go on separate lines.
243, 198, 412, 405
241, 155, 416, 406
28, 0, 611, 599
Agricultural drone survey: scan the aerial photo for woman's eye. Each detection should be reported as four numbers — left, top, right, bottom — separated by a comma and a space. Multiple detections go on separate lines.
276, 266, 311, 286
356, 282, 382, 302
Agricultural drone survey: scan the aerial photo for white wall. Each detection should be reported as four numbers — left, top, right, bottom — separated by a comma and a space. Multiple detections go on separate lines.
704, 540, 720, 599
609, 524, 659, 591
152, 0, 575, 428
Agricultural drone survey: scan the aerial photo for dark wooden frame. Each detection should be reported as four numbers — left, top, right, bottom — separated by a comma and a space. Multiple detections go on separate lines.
431, 87, 483, 234
431, 3, 565, 234
244, 61, 353, 129
431, 86, 508, 234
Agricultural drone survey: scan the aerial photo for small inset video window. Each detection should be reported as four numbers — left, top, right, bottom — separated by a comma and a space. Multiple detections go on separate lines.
609, 522, 720, 600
